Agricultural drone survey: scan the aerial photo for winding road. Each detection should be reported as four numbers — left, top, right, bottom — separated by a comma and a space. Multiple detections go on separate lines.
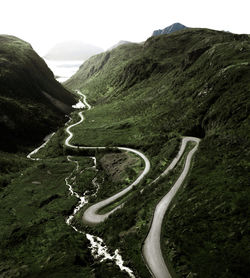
143, 137, 200, 278
65, 91, 150, 224
65, 91, 200, 278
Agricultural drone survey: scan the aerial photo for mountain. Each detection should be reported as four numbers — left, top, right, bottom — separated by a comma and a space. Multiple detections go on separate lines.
0, 37, 129, 278
44, 40, 103, 61
108, 40, 132, 50
65, 28, 250, 277
152, 22, 187, 36
0, 35, 76, 152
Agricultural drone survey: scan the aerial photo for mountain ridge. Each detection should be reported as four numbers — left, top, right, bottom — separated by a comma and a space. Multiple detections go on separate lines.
0, 35, 76, 152
65, 27, 250, 277
108, 40, 132, 50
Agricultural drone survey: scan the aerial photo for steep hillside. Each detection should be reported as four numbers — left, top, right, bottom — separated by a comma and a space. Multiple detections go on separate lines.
0, 36, 126, 278
0, 35, 76, 152
65, 28, 250, 277
152, 22, 187, 36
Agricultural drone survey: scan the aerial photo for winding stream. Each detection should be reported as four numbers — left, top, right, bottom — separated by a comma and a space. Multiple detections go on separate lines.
64, 91, 136, 277
27, 90, 200, 278
65, 91, 150, 225
27, 91, 136, 277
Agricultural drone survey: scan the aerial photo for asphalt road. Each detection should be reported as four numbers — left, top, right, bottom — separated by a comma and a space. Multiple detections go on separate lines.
142, 137, 200, 278
64, 91, 150, 224
65, 91, 201, 277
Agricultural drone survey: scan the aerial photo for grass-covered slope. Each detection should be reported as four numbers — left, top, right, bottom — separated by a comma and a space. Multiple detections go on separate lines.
0, 35, 76, 152
0, 37, 135, 278
65, 28, 250, 277
0, 129, 131, 278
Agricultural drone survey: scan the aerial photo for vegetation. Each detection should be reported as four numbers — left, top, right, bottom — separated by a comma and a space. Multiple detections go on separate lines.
0, 35, 76, 152
0, 155, 94, 277
0, 36, 127, 277
65, 28, 250, 277
1, 27, 249, 277
0, 137, 137, 277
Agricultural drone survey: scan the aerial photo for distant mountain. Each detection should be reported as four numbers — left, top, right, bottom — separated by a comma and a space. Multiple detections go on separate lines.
108, 40, 132, 50
152, 22, 187, 36
45, 41, 103, 61
0, 35, 76, 152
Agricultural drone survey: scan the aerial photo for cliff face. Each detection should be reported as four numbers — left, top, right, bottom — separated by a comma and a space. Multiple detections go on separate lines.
0, 35, 76, 151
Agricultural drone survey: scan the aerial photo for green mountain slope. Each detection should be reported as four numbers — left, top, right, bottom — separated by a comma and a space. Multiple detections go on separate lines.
0, 36, 133, 278
65, 28, 250, 277
0, 35, 76, 152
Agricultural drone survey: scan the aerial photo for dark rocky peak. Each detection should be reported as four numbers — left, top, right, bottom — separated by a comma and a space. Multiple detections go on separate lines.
152, 22, 187, 36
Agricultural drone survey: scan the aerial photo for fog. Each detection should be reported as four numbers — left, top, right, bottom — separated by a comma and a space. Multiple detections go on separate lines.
1, 0, 249, 56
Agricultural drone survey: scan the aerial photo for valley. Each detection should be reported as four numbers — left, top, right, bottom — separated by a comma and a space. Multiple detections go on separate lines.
63, 27, 249, 278
0, 26, 249, 278
24, 90, 201, 278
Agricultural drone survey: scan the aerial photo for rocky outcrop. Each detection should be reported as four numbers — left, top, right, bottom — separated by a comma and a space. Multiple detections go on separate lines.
152, 22, 187, 36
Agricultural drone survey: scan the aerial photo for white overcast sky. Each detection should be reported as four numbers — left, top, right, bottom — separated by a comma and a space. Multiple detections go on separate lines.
1, 0, 250, 56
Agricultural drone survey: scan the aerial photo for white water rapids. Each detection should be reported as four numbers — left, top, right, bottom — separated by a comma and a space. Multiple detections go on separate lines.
26, 90, 200, 278
64, 154, 135, 277
27, 92, 135, 278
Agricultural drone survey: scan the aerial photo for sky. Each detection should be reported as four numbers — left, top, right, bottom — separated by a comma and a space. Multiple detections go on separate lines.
1, 0, 250, 56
